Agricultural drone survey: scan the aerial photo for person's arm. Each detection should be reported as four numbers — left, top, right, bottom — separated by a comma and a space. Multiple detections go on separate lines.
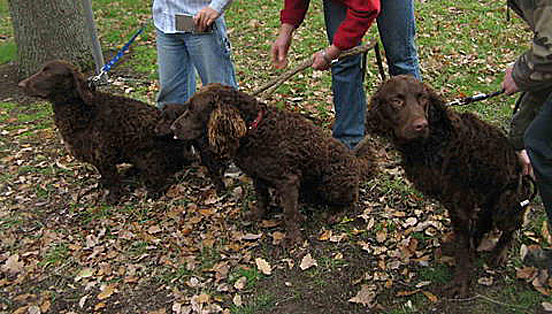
312, 0, 380, 70
280, 0, 309, 29
195, 0, 233, 31
331, 0, 380, 51
511, 3, 552, 92
271, 0, 309, 69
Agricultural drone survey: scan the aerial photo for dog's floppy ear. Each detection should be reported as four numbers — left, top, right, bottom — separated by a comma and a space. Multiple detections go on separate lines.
365, 91, 392, 137
423, 82, 448, 125
72, 67, 94, 103
207, 102, 247, 158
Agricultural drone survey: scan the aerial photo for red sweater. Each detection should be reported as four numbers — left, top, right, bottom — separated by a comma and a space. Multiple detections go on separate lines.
280, 0, 380, 50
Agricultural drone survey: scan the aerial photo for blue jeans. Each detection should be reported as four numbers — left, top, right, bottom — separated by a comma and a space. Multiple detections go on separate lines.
155, 17, 237, 108
323, 0, 420, 148
377, 0, 421, 79
525, 93, 552, 224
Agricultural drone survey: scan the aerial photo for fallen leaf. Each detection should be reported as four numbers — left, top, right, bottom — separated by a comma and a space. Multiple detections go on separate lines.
13, 306, 28, 314
234, 276, 247, 290
348, 285, 376, 307
397, 289, 420, 297
1, 254, 24, 274
75, 268, 95, 282
422, 291, 438, 302
27, 305, 41, 314
300, 253, 318, 270
520, 244, 529, 261
172, 302, 182, 314
97, 284, 117, 300
516, 267, 538, 280
403, 217, 418, 228
376, 230, 387, 243
79, 295, 88, 308
543, 302, 552, 312
95, 302, 106, 310
271, 232, 285, 245
147, 225, 162, 234
40, 300, 51, 313
260, 220, 280, 228
233, 295, 243, 307
242, 233, 263, 241
477, 277, 494, 286
255, 258, 272, 275
318, 230, 332, 241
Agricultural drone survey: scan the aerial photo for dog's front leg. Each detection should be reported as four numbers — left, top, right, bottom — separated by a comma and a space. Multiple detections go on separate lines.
277, 174, 305, 247
246, 178, 270, 221
97, 163, 121, 204
446, 211, 473, 298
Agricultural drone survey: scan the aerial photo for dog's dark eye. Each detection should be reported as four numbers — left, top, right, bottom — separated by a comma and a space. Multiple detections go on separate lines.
389, 98, 404, 110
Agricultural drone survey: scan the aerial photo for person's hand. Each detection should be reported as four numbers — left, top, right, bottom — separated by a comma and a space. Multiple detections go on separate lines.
517, 149, 534, 178
271, 24, 295, 69
502, 67, 519, 95
194, 7, 220, 32
312, 45, 340, 71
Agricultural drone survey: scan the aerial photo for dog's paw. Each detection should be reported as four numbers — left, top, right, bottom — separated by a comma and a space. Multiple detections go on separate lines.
283, 228, 303, 248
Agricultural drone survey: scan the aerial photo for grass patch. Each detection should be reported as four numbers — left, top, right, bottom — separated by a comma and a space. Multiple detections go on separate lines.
230, 267, 265, 291
40, 243, 70, 268
0, 41, 16, 64
230, 294, 275, 314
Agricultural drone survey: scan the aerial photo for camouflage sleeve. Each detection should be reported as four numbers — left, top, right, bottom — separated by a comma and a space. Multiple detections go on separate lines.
512, 2, 552, 91
508, 90, 550, 150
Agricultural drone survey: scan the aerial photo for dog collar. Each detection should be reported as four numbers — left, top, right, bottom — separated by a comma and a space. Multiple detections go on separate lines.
248, 109, 264, 130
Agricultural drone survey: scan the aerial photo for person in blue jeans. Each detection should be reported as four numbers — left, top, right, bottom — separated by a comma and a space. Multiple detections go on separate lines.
153, 0, 238, 108
271, 0, 421, 149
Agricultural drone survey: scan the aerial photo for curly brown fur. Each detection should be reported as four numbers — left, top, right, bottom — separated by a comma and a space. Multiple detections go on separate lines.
18, 60, 195, 203
171, 83, 376, 246
366, 75, 534, 297
155, 103, 228, 193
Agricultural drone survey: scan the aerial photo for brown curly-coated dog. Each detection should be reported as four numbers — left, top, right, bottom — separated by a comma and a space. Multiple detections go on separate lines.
366, 75, 534, 297
171, 83, 377, 246
154, 103, 228, 193
19, 60, 195, 203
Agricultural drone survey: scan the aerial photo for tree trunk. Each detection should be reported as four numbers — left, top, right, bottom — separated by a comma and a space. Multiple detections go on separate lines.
7, 0, 93, 79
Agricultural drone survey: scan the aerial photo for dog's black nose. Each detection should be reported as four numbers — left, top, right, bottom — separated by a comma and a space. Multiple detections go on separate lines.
412, 119, 428, 132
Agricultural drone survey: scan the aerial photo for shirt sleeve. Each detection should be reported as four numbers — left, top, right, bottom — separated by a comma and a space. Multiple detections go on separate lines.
512, 4, 552, 91
209, 0, 233, 13
332, 0, 380, 50
280, 0, 310, 27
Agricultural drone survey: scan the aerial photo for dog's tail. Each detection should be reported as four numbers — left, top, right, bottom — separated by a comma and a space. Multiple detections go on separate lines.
353, 136, 379, 180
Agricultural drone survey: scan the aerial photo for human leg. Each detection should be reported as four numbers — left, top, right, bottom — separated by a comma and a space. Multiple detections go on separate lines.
323, 0, 366, 149
376, 0, 421, 79
524, 93, 552, 224
187, 17, 238, 89
155, 28, 195, 108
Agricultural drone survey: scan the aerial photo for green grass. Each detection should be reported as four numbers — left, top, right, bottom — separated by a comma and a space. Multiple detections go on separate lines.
230, 294, 275, 314
0, 0, 15, 64
0, 41, 16, 64
40, 243, 70, 268
230, 267, 265, 291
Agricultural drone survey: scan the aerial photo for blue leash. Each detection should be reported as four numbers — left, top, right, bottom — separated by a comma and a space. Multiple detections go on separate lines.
88, 20, 150, 88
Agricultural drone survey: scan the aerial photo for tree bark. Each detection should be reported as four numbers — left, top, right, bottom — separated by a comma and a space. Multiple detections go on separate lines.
7, 0, 93, 79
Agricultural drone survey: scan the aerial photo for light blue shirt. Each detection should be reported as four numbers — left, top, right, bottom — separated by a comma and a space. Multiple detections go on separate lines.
153, 0, 233, 33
